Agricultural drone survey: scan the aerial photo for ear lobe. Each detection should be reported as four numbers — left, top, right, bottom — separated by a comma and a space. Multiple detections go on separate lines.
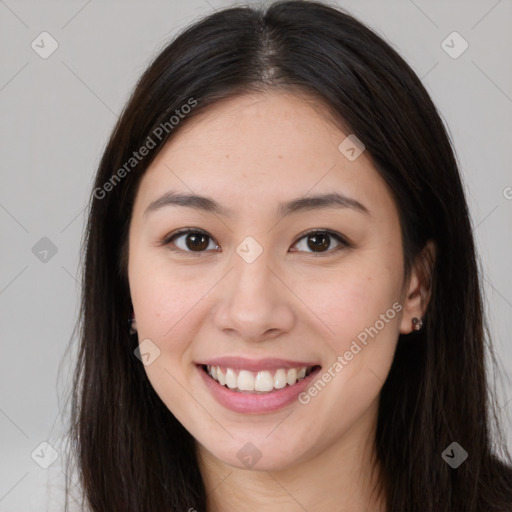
399, 273, 423, 334
399, 240, 436, 335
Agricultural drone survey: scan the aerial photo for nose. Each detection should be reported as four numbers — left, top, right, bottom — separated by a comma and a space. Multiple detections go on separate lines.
212, 251, 295, 343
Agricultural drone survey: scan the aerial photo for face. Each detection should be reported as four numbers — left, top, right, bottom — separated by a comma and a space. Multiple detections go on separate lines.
128, 91, 412, 472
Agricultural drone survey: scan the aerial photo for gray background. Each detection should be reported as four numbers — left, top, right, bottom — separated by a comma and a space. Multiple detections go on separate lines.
0, 0, 511, 510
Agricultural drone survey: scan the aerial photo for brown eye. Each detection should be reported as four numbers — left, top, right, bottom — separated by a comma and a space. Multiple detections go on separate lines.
165, 229, 218, 253
164, 228, 349, 256
292, 230, 348, 254
184, 232, 209, 251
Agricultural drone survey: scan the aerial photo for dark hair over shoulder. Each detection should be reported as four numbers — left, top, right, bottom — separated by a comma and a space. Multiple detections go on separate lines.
65, 1, 512, 511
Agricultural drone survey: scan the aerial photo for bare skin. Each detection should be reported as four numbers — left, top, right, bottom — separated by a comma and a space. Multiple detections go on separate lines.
128, 91, 435, 511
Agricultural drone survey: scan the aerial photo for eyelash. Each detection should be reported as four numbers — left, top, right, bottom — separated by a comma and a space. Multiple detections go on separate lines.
161, 228, 351, 256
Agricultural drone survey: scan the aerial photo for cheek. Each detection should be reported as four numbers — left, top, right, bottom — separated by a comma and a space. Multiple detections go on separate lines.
129, 256, 205, 418
128, 258, 206, 418
297, 270, 401, 431
129, 251, 208, 341
314, 265, 400, 339
306, 258, 403, 400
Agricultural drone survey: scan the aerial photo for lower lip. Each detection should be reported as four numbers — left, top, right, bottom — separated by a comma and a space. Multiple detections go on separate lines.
197, 365, 321, 414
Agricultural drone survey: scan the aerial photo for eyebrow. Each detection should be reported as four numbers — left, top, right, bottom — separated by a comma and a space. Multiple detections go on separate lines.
143, 190, 370, 219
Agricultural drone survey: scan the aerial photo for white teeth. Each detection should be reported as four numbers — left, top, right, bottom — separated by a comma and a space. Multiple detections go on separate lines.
274, 369, 287, 389
217, 366, 226, 386
286, 368, 297, 386
237, 370, 255, 391
255, 371, 274, 392
225, 368, 237, 389
205, 365, 315, 392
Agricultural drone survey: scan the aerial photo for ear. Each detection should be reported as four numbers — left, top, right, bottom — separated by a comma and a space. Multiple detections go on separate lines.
399, 240, 436, 335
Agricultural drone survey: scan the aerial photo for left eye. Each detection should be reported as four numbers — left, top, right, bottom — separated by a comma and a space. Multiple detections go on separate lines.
163, 229, 349, 255
291, 230, 348, 254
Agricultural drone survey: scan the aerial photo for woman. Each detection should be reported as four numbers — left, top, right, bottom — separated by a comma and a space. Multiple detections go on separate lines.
66, 1, 512, 510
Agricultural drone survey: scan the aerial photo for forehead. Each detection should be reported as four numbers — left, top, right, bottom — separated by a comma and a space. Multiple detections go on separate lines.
154, 91, 347, 167
134, 91, 396, 220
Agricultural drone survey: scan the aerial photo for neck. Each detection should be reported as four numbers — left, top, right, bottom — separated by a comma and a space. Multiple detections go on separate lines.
197, 400, 387, 512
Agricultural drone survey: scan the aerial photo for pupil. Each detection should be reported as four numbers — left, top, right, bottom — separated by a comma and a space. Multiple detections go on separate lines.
308, 233, 329, 252
187, 233, 208, 251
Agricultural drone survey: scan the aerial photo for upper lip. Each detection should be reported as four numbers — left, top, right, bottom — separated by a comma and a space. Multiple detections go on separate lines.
196, 357, 320, 372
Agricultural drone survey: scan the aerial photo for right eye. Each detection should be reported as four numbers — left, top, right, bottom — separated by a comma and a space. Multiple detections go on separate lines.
163, 228, 220, 255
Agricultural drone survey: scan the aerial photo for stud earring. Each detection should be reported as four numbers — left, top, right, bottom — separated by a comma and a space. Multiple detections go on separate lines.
412, 317, 423, 331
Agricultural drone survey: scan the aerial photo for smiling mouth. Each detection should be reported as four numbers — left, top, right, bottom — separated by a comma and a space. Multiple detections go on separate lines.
200, 364, 321, 393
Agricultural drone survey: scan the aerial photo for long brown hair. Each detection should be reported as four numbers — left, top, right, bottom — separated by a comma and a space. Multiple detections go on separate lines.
65, 1, 512, 510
